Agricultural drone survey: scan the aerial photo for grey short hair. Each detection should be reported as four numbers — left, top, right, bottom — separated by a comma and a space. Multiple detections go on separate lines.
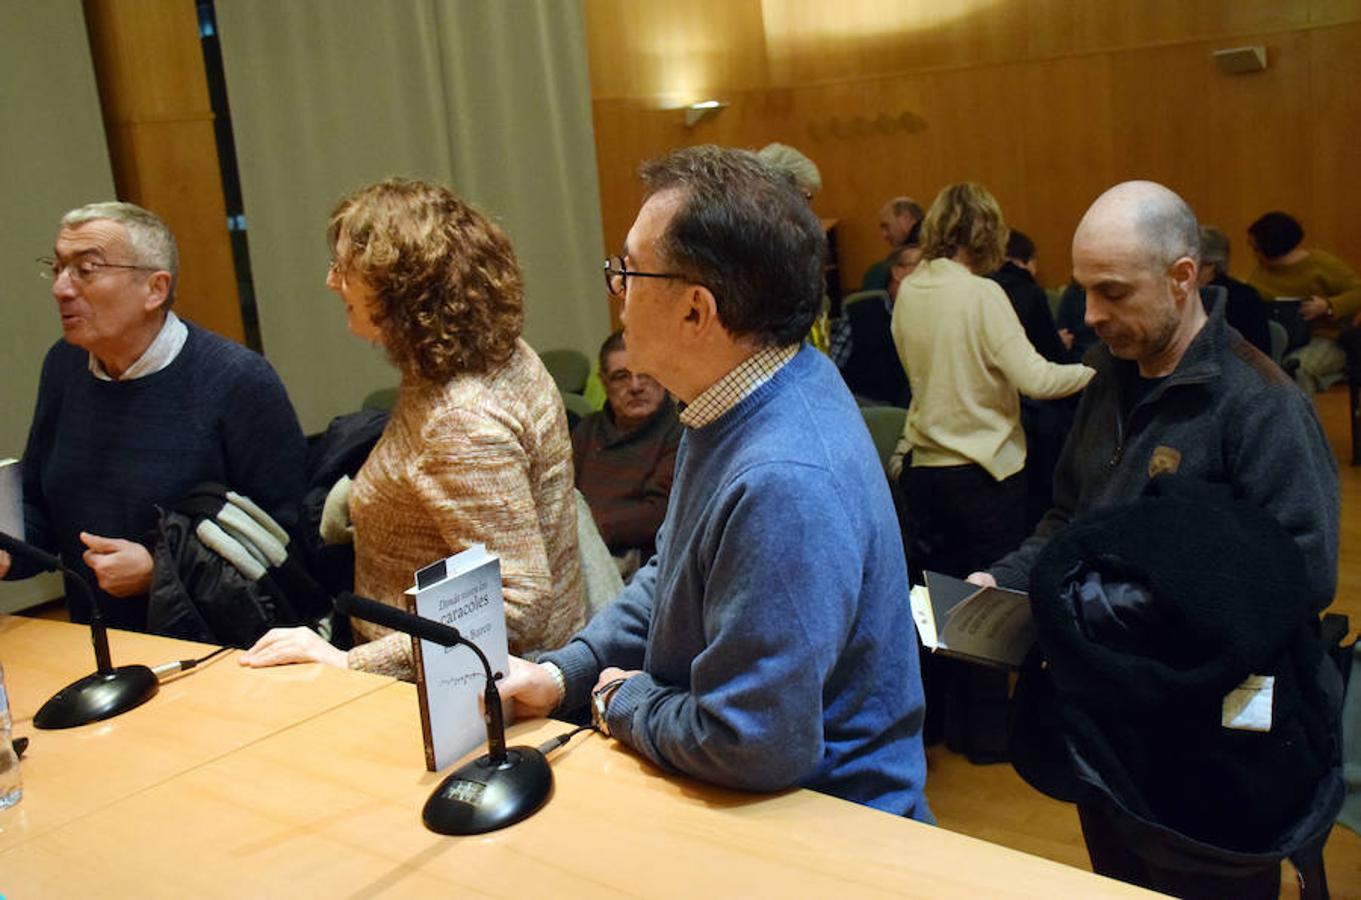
61, 201, 179, 300
755, 142, 822, 197
1198, 225, 1230, 274
890, 197, 923, 222
1132, 189, 1200, 271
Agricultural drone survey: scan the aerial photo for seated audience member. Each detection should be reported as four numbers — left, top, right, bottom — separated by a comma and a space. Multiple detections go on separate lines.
837, 242, 920, 406
974, 182, 1338, 897
1197, 225, 1271, 357
861, 196, 923, 292
241, 178, 584, 678
572, 330, 682, 574
1054, 279, 1098, 362
989, 229, 1066, 362
1247, 211, 1361, 393
1, 202, 305, 631
501, 146, 932, 820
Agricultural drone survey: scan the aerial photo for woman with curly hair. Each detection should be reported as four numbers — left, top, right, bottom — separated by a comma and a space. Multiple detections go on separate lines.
891, 182, 1092, 580
242, 178, 584, 678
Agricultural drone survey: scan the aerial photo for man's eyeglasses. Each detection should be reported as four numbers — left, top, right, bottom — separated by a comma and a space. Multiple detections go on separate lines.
602, 256, 688, 297
38, 256, 157, 285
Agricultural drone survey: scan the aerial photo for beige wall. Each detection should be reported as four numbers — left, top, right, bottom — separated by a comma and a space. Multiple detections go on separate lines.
586, 0, 1361, 295
0, 1, 113, 610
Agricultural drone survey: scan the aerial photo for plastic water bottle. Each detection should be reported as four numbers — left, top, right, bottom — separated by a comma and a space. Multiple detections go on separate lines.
0, 661, 21, 809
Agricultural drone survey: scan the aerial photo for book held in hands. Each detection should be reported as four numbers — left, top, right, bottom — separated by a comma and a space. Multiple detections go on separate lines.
909, 570, 1035, 670
406, 543, 510, 771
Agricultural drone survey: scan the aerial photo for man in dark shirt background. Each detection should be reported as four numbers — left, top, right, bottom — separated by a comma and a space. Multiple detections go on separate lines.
989, 229, 1066, 362
1198, 225, 1271, 358
572, 330, 682, 577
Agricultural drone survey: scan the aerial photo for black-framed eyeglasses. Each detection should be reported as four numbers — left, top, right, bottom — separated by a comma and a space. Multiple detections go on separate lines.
38, 256, 157, 285
602, 256, 687, 297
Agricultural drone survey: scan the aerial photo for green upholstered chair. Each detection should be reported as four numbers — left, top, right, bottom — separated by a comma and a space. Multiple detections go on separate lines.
859, 405, 907, 475
539, 348, 590, 394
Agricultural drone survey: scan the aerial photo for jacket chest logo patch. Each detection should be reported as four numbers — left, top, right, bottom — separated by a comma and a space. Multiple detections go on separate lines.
1147, 445, 1182, 478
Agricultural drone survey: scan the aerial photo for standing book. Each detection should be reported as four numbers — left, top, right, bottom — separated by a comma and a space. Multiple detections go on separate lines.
909, 570, 1035, 670
0, 459, 21, 540
405, 543, 510, 772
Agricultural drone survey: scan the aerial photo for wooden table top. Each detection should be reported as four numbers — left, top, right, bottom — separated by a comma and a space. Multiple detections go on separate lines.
1, 668, 1156, 898
0, 615, 392, 852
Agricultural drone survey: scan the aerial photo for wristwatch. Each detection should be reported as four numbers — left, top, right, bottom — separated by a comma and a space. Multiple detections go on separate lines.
591, 677, 627, 737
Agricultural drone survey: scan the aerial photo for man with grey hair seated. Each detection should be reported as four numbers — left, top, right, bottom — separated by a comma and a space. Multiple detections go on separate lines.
861, 196, 924, 292
0, 201, 306, 631
1197, 224, 1271, 357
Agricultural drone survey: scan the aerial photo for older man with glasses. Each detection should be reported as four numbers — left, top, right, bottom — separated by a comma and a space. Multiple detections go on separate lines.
501, 146, 931, 820
571, 329, 682, 579
1, 201, 305, 632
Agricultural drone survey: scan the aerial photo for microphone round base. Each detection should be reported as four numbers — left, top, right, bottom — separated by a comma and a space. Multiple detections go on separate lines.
422, 746, 553, 835
33, 665, 159, 730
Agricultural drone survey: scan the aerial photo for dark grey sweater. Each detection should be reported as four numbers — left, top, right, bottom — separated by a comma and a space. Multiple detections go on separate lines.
991, 297, 1339, 610
11, 324, 306, 629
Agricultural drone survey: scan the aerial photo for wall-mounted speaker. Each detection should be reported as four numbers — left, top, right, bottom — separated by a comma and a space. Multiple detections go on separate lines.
1212, 45, 1268, 74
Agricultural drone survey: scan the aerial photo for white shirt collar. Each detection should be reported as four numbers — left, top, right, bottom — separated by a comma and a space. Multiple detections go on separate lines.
89, 312, 188, 381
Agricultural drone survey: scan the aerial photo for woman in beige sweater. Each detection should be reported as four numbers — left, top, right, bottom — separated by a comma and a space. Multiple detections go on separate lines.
891, 183, 1093, 579
242, 178, 583, 679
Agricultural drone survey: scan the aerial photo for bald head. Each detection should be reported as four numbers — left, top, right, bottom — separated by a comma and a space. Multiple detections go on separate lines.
1074, 181, 1200, 274
1071, 181, 1206, 377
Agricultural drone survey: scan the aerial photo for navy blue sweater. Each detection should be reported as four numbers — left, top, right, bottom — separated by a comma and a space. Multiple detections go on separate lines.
544, 346, 931, 819
11, 324, 306, 628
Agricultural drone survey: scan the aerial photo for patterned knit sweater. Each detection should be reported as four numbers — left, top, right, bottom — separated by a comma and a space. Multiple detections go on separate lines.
346, 339, 584, 678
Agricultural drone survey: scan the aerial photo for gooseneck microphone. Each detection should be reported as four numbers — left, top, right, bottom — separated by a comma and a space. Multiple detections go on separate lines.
0, 531, 158, 729
335, 591, 551, 835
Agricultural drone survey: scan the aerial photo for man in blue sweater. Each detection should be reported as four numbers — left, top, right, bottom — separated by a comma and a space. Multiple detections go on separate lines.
502, 146, 931, 820
1, 202, 306, 630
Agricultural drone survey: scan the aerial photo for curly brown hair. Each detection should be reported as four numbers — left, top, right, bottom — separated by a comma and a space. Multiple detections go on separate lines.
327, 178, 524, 380
919, 182, 1007, 275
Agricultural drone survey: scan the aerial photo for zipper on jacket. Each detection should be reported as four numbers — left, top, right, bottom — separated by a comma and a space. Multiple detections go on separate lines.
1108, 411, 1126, 468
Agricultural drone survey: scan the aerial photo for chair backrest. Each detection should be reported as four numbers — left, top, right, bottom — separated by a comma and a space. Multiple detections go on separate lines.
859, 405, 907, 474
1267, 320, 1289, 365
539, 348, 590, 394
560, 391, 595, 419
575, 490, 624, 621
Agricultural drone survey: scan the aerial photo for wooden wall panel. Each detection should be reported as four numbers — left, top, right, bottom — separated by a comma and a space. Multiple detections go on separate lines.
1014, 55, 1114, 284
586, 0, 1361, 299
585, 0, 767, 100
83, 0, 243, 343
1307, 23, 1361, 273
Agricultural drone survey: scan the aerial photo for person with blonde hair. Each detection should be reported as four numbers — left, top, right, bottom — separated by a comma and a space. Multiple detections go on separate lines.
893, 183, 1092, 578
242, 178, 584, 678
892, 182, 1092, 761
